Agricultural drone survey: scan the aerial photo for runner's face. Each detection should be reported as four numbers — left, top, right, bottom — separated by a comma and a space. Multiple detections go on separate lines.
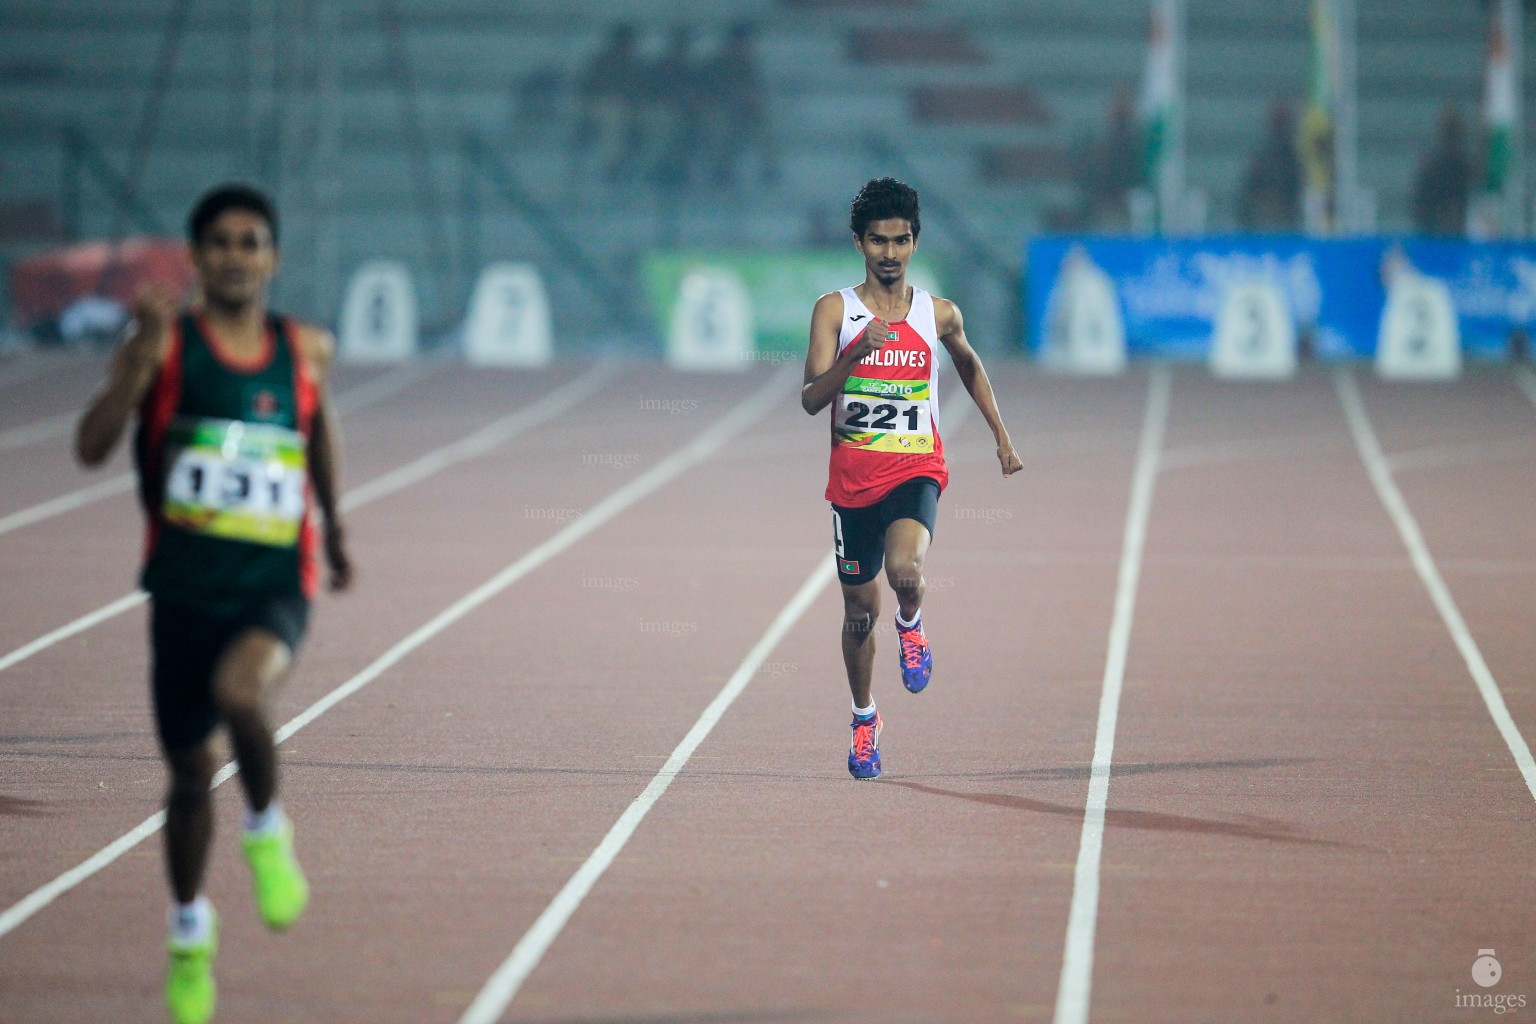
193, 210, 278, 311
856, 218, 916, 287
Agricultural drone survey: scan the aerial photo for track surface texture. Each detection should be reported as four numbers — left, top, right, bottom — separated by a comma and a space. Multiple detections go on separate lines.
2, 351, 1534, 1024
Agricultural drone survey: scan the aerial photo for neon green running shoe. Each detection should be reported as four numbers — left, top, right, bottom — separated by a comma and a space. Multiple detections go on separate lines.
165, 918, 217, 1024
242, 818, 309, 930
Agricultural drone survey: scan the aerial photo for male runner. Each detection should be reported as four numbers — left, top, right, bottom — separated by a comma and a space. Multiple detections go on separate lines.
801, 177, 1020, 780
75, 184, 353, 1023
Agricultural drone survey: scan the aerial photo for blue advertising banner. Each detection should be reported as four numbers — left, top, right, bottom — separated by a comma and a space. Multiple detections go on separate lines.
1026, 235, 1536, 360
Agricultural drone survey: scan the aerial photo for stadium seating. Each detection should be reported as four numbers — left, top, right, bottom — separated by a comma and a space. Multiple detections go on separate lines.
0, 0, 1507, 344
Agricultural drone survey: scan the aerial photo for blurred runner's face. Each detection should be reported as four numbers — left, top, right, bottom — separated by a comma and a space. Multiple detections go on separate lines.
194, 210, 278, 311
856, 217, 915, 288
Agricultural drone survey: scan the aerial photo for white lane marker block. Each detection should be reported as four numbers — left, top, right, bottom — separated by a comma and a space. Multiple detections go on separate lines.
462, 263, 553, 367
1209, 280, 1297, 379
667, 267, 753, 372
1042, 246, 1127, 376
339, 260, 418, 363
1376, 270, 1461, 381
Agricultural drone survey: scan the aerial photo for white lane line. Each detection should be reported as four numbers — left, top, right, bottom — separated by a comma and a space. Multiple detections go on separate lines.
338, 364, 614, 511
1053, 365, 1171, 1024
0, 592, 150, 676
1335, 369, 1536, 800
0, 367, 795, 940
329, 360, 444, 415
1384, 435, 1536, 474
0, 359, 448, 538
0, 475, 136, 536
0, 365, 614, 676
344, 366, 617, 515
0, 412, 75, 453
458, 555, 836, 1024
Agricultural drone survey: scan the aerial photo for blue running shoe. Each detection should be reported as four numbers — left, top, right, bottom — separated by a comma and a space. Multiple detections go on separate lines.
897, 616, 933, 693
848, 712, 883, 780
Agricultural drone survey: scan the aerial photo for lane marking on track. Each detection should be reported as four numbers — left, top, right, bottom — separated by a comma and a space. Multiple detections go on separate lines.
1335, 369, 1536, 801
0, 412, 75, 453
0, 592, 149, 676
0, 367, 795, 940
458, 368, 982, 1023
458, 555, 836, 1024
0, 475, 137, 536
328, 361, 444, 415
0, 364, 614, 676
1053, 365, 1171, 1024
1384, 435, 1536, 474
0, 360, 446, 538
0, 352, 96, 392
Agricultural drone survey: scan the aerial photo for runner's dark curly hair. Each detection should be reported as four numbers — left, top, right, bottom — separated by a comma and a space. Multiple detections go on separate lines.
849, 177, 920, 239
188, 183, 279, 246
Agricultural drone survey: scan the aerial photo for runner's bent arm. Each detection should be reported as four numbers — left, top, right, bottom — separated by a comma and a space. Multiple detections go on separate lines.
935, 298, 1022, 477
300, 325, 354, 590
75, 289, 176, 467
801, 292, 887, 415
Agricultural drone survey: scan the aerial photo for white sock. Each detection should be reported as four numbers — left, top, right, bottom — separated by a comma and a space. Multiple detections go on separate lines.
853, 700, 877, 720
169, 894, 214, 945
243, 801, 285, 836
896, 608, 921, 629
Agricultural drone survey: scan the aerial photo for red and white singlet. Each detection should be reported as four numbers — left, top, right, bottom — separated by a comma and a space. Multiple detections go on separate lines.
824, 286, 949, 507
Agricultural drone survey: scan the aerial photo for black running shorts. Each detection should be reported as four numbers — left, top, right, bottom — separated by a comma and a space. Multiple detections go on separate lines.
149, 594, 309, 752
830, 476, 941, 586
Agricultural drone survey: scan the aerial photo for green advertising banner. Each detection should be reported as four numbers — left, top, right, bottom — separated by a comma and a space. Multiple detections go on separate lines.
643, 251, 947, 357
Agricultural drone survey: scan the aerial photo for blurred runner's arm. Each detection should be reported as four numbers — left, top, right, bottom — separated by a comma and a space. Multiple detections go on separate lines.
75, 288, 177, 467
300, 325, 354, 591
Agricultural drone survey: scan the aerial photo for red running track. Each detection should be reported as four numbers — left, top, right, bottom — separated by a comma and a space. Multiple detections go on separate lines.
1, 353, 1534, 1023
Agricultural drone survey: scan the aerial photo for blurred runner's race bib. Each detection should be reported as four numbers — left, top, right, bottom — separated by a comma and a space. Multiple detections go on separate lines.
162, 416, 307, 547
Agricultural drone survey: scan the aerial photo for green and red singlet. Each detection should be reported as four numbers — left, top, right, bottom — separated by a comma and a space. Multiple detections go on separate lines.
135, 312, 319, 611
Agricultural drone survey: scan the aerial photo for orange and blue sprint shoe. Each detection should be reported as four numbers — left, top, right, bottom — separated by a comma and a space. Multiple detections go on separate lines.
849, 711, 883, 780
897, 616, 933, 693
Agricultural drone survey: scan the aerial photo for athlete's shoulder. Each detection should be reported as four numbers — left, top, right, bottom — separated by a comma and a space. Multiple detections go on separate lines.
930, 294, 963, 334
813, 290, 847, 312
288, 320, 336, 359
284, 319, 336, 378
811, 290, 847, 327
